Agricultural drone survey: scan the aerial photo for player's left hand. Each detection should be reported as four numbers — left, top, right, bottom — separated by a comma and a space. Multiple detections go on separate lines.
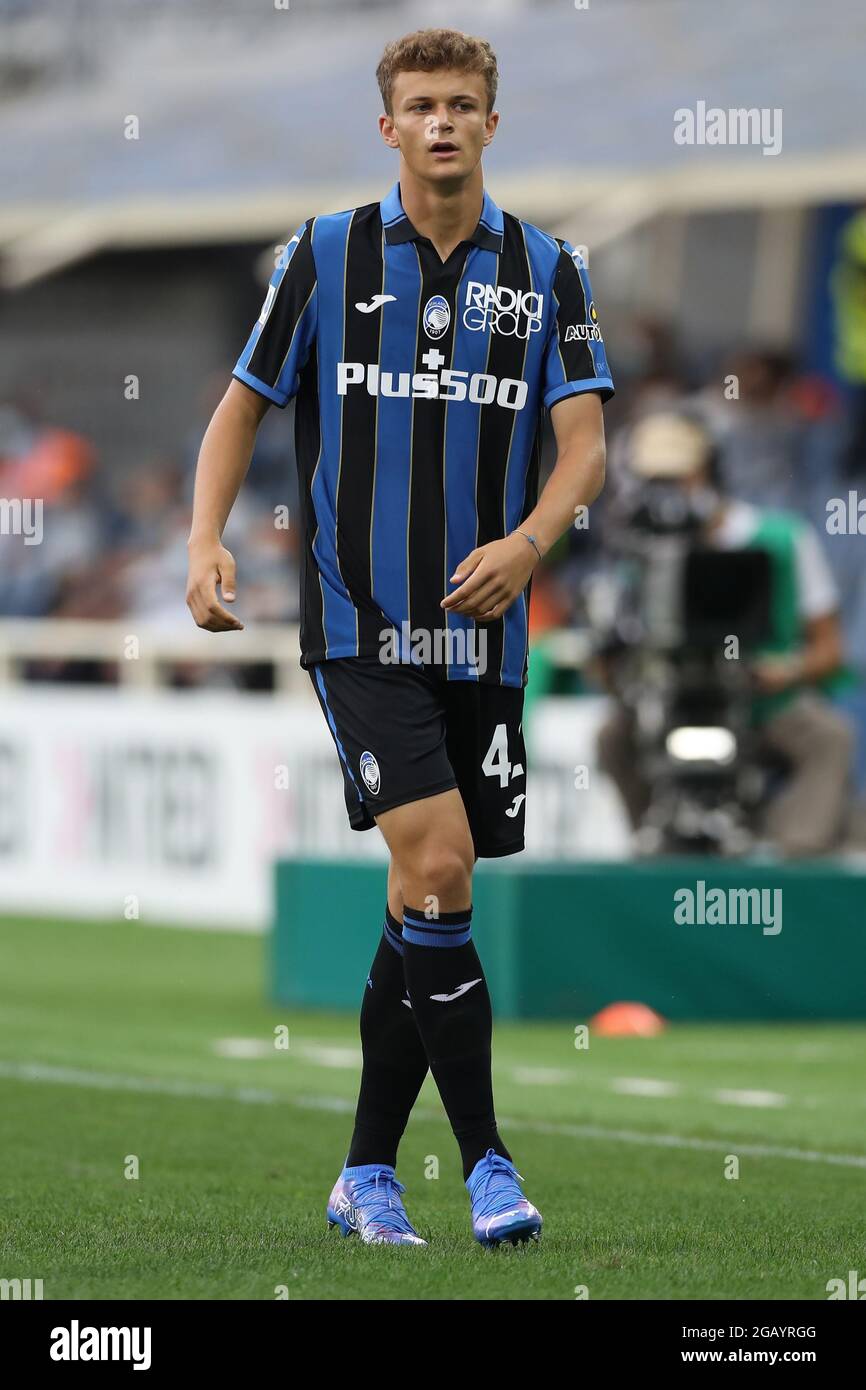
440, 533, 539, 621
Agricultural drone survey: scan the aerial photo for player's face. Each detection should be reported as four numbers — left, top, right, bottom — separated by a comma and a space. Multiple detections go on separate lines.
381, 69, 498, 182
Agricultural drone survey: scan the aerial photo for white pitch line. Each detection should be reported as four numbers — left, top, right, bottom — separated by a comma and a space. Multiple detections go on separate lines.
3, 1061, 860, 1171
500, 1116, 866, 1171
511, 1066, 573, 1086
209, 1045, 789, 1110
212, 1039, 799, 1113
213, 1038, 273, 1059
209, 1043, 797, 1117
212, 1038, 362, 1068
712, 1088, 788, 1108
294, 1044, 361, 1069
295, 1095, 866, 1171
0, 1060, 278, 1104
611, 1077, 681, 1098
610, 1078, 788, 1108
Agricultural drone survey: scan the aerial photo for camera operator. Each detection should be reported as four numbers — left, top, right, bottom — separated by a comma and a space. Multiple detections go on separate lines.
595, 411, 853, 857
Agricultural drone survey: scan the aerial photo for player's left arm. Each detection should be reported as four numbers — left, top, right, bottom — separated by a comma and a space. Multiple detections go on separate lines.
519, 389, 607, 554
442, 240, 611, 621
441, 393, 605, 620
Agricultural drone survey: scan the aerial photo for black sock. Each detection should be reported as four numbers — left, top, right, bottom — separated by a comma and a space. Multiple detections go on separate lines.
345, 907, 430, 1169
402, 905, 511, 1181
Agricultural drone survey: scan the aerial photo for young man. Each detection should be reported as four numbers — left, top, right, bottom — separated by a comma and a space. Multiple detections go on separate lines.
187, 28, 613, 1248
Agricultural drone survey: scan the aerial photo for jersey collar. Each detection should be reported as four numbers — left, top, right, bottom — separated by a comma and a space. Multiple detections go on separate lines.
380, 181, 504, 253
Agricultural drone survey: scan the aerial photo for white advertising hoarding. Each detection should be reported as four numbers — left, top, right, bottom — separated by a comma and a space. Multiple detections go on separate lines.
0, 688, 627, 928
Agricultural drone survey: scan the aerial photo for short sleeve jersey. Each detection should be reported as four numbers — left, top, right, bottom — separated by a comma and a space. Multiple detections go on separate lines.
234, 181, 614, 686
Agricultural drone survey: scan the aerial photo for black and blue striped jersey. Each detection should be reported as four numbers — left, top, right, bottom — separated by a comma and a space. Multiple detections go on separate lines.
233, 181, 614, 687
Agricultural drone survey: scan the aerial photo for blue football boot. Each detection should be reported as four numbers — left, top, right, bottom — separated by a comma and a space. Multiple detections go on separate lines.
326, 1163, 427, 1246
466, 1149, 542, 1248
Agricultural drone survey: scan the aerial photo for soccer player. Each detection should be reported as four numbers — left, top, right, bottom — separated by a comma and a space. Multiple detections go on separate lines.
187, 28, 613, 1248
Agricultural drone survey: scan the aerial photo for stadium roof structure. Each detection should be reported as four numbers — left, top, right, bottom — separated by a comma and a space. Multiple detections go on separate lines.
2, 0, 865, 286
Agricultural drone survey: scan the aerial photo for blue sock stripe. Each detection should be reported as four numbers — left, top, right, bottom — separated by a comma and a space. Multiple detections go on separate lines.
402, 917, 470, 933
403, 923, 472, 948
402, 911, 471, 929
402, 912, 472, 949
403, 907, 473, 926
384, 905, 403, 934
382, 917, 404, 955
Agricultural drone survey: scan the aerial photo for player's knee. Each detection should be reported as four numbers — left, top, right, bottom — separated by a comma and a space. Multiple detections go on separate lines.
401, 840, 473, 908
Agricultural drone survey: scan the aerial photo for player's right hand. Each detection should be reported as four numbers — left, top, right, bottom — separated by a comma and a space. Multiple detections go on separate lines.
185, 541, 244, 632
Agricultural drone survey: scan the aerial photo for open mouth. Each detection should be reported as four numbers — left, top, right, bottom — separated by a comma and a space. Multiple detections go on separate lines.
430, 141, 458, 155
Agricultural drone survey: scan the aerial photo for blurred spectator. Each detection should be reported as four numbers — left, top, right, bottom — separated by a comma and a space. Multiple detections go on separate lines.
0, 394, 299, 630
181, 366, 299, 514
696, 347, 812, 512
0, 417, 106, 617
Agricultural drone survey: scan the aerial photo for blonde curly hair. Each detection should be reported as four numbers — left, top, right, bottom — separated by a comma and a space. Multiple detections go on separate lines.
376, 29, 499, 116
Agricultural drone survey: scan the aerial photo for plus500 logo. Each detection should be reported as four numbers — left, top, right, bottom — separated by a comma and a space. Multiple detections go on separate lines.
337, 362, 528, 411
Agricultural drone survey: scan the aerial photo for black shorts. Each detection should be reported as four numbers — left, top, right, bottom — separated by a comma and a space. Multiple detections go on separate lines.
309, 654, 527, 858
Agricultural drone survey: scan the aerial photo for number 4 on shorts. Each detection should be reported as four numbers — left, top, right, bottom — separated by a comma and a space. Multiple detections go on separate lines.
482, 722, 524, 787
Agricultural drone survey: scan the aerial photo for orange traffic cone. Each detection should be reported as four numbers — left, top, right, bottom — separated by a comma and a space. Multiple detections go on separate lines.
590, 1002, 667, 1036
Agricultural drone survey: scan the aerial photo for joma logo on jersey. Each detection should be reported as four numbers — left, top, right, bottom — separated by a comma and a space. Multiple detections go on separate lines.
463, 281, 544, 338
337, 360, 528, 411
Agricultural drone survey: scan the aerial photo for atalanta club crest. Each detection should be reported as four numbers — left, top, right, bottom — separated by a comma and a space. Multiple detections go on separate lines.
360, 751, 381, 795
423, 295, 450, 339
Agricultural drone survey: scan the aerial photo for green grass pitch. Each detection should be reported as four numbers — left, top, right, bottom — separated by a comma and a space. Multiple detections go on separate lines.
1, 916, 864, 1300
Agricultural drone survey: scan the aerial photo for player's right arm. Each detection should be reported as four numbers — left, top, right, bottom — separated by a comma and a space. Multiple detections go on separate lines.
186, 380, 270, 631
186, 220, 318, 632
